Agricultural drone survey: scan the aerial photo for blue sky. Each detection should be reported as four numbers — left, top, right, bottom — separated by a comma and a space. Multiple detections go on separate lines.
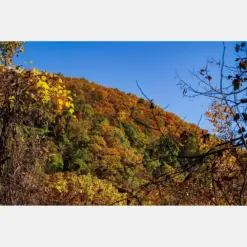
15, 41, 236, 131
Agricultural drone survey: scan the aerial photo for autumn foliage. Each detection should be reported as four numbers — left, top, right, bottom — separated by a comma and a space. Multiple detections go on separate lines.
0, 41, 247, 205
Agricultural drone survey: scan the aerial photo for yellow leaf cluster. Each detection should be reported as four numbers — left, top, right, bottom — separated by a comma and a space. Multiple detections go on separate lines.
27, 68, 75, 115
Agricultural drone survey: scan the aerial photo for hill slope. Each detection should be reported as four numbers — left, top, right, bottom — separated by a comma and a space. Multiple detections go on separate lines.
35, 75, 211, 205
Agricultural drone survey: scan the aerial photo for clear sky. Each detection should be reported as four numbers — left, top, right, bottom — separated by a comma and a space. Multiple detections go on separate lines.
15, 41, 236, 131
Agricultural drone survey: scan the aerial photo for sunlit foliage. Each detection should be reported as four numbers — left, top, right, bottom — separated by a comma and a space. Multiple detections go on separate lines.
1, 41, 247, 205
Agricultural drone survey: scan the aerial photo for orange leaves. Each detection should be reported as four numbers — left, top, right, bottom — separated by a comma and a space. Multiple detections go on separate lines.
103, 147, 120, 156
232, 78, 242, 90
239, 60, 247, 70
205, 100, 232, 138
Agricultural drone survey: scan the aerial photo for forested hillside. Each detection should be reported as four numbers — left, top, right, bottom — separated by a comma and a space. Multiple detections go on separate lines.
1, 42, 247, 205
